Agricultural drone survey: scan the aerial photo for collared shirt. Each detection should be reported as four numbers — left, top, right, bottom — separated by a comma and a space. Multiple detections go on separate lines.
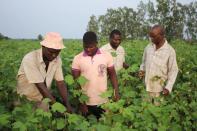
140, 40, 178, 92
72, 49, 114, 105
100, 43, 125, 71
17, 48, 64, 101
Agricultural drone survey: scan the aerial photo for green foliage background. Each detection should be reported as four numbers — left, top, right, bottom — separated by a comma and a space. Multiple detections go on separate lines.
0, 39, 197, 130
87, 0, 197, 41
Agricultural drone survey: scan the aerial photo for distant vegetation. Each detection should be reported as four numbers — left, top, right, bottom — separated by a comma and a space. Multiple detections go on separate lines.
0, 33, 9, 40
0, 39, 196, 130
87, 0, 197, 42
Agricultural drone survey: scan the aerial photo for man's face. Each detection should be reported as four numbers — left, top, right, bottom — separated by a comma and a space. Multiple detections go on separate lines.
83, 42, 98, 56
42, 46, 61, 61
110, 34, 121, 49
149, 28, 164, 45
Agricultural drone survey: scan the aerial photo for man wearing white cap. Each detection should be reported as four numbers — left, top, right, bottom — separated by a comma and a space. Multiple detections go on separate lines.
16, 32, 72, 112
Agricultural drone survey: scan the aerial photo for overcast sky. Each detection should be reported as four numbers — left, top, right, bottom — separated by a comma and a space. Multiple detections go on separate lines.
0, 0, 195, 39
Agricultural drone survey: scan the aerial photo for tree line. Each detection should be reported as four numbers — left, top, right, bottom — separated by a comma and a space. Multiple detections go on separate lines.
0, 33, 9, 40
87, 0, 197, 42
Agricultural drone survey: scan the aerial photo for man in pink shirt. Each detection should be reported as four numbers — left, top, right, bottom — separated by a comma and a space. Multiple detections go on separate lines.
72, 31, 120, 118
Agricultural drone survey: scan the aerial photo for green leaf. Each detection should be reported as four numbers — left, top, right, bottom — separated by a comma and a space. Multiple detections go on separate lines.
130, 64, 139, 72
112, 114, 125, 123
52, 120, 56, 127
72, 89, 82, 97
87, 115, 97, 124
51, 102, 66, 113
148, 105, 161, 117
79, 93, 89, 103
122, 108, 134, 120
65, 74, 74, 85
158, 125, 168, 131
151, 75, 161, 82
100, 89, 113, 98
29, 118, 39, 123
68, 114, 82, 124
111, 52, 117, 57
36, 108, 52, 118
35, 108, 44, 115
77, 76, 88, 86
76, 120, 90, 131
93, 124, 110, 131
13, 121, 27, 131
56, 118, 65, 130
102, 100, 125, 112
192, 112, 197, 119
111, 122, 123, 131
0, 114, 10, 125
42, 98, 51, 104
170, 124, 182, 131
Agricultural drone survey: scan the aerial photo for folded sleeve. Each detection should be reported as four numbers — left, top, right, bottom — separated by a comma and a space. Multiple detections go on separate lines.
72, 55, 80, 70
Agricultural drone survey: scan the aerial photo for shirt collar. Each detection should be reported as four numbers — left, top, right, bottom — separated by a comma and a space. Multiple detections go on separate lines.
151, 40, 168, 51
38, 48, 58, 63
83, 49, 101, 57
107, 43, 120, 51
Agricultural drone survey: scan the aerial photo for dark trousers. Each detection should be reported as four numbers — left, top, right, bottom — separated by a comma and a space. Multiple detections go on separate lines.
87, 105, 105, 119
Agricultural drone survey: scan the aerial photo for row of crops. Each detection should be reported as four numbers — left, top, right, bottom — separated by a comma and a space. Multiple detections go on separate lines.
0, 39, 196, 131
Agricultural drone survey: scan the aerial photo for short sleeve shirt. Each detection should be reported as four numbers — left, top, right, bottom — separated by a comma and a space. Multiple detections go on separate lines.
16, 48, 64, 101
72, 49, 114, 105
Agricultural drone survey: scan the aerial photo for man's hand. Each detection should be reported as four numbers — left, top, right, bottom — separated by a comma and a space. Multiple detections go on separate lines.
35, 83, 56, 103
66, 104, 74, 113
114, 92, 120, 101
162, 88, 169, 96
56, 81, 73, 113
123, 62, 129, 69
79, 104, 88, 116
114, 89, 120, 101
107, 66, 120, 102
138, 70, 145, 79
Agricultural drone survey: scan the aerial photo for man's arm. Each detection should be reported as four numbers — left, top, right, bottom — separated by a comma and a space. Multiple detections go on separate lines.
122, 48, 129, 69
72, 69, 81, 79
140, 49, 146, 71
163, 50, 178, 95
107, 66, 120, 101
53, 58, 72, 112
138, 48, 146, 79
71, 69, 88, 115
35, 83, 56, 103
56, 80, 73, 113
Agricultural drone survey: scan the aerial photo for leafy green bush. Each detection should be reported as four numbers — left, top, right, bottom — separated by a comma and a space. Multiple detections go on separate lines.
0, 39, 196, 130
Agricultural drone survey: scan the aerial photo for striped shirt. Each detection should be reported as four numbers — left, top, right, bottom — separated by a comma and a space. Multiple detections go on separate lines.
140, 40, 178, 92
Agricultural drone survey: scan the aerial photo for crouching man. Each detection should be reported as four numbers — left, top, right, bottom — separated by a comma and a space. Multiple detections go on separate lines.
16, 32, 72, 112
